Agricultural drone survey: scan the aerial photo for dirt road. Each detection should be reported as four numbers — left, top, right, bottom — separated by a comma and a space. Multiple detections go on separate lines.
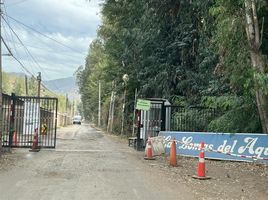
0, 124, 194, 200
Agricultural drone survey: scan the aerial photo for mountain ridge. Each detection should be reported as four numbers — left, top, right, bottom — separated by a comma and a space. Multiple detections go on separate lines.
5, 72, 80, 100
44, 77, 80, 100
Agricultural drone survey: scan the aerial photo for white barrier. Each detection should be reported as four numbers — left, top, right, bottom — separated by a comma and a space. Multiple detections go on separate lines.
145, 136, 165, 156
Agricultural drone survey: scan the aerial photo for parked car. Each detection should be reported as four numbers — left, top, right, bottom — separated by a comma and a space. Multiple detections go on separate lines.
73, 115, 82, 125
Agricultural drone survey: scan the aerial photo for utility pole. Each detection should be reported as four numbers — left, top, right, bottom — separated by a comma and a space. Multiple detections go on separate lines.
132, 88, 138, 136
121, 74, 129, 136
107, 81, 116, 133
107, 91, 113, 132
98, 80, 101, 127
25, 75, 28, 96
121, 87, 126, 135
37, 72, 41, 97
0, 0, 3, 150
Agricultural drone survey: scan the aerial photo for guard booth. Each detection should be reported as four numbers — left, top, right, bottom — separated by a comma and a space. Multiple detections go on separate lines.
139, 98, 171, 147
132, 98, 220, 149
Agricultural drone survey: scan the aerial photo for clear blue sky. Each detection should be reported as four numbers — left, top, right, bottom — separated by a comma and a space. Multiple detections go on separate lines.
2, 0, 101, 80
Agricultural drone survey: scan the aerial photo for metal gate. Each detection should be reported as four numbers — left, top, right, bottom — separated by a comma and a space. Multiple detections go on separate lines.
139, 99, 170, 147
2, 93, 58, 148
138, 99, 220, 146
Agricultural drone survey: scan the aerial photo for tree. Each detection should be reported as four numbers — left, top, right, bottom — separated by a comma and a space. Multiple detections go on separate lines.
78, 0, 268, 133
244, 0, 268, 133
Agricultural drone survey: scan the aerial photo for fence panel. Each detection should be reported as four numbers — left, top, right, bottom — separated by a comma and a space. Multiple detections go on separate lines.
2, 94, 58, 148
168, 106, 217, 132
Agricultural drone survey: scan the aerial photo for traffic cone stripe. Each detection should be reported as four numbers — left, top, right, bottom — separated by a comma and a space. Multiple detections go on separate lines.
13, 131, 18, 146
144, 139, 155, 160
192, 142, 211, 180
29, 128, 40, 152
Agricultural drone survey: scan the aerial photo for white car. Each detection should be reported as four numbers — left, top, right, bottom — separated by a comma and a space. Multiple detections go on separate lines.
73, 115, 82, 125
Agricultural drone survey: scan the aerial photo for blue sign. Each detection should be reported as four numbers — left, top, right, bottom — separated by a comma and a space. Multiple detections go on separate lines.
159, 131, 268, 164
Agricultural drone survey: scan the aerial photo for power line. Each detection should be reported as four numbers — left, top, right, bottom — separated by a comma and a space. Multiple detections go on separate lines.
2, 4, 37, 73
2, 15, 62, 91
2, 19, 35, 72
2, 16, 48, 79
2, 22, 59, 96
0, 1, 76, 98
3, 37, 80, 56
2, 16, 45, 71
11, 54, 59, 96
3, 0, 21, 57
11, 54, 34, 76
2, 5, 71, 80
4, 13, 85, 55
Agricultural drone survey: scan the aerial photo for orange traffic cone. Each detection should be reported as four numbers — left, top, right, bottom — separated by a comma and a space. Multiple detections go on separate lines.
29, 128, 40, 152
144, 138, 155, 160
169, 139, 177, 167
192, 142, 211, 180
12, 131, 18, 146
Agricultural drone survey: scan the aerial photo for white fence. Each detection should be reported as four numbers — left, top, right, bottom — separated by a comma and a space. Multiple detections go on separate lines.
57, 113, 72, 127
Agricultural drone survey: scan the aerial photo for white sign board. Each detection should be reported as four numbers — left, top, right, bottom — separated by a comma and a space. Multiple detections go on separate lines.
23, 102, 40, 135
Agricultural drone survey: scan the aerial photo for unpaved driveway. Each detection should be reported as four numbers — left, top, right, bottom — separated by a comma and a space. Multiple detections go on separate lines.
0, 124, 194, 200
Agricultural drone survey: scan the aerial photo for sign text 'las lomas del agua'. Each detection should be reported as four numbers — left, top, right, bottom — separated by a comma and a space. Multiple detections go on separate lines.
159, 131, 268, 163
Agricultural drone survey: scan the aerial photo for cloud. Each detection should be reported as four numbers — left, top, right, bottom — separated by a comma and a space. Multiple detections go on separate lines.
6, 0, 101, 37
2, 0, 101, 80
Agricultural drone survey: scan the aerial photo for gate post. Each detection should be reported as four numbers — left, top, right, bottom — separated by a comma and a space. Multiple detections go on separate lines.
9, 93, 16, 147
160, 101, 166, 131
136, 110, 141, 150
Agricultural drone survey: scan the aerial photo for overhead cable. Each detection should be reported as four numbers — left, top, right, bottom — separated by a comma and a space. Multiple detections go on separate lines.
4, 13, 85, 55
2, 15, 62, 92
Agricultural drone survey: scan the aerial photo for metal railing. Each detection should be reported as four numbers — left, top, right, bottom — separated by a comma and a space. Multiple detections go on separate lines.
167, 106, 218, 132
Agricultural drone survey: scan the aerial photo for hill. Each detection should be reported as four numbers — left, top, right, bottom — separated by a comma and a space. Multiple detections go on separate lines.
44, 77, 80, 100
4, 72, 80, 100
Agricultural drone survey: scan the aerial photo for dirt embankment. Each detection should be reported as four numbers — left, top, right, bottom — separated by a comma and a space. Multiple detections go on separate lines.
144, 155, 268, 200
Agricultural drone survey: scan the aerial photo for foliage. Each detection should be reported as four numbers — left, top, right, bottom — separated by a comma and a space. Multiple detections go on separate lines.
77, 0, 268, 133
2, 72, 69, 114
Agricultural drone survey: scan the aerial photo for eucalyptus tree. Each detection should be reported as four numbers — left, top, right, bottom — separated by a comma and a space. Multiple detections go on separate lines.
78, 0, 268, 133
211, 0, 268, 133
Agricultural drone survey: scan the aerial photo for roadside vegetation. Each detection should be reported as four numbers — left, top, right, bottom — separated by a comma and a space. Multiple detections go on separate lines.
2, 72, 71, 113
76, 0, 268, 134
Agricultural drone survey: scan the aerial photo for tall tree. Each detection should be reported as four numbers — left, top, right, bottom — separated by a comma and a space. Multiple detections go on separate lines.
244, 0, 268, 133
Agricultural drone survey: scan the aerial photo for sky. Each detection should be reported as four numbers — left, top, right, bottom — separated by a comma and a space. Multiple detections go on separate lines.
2, 0, 102, 80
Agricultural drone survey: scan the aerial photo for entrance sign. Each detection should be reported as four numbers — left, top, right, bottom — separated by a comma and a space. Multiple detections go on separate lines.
159, 131, 268, 163
136, 99, 151, 111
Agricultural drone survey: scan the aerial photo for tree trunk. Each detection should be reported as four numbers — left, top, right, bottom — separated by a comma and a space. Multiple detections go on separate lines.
245, 0, 268, 133
255, 90, 268, 133
250, 51, 268, 133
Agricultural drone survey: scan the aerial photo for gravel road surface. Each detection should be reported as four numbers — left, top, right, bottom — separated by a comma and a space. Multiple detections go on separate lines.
0, 124, 194, 200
